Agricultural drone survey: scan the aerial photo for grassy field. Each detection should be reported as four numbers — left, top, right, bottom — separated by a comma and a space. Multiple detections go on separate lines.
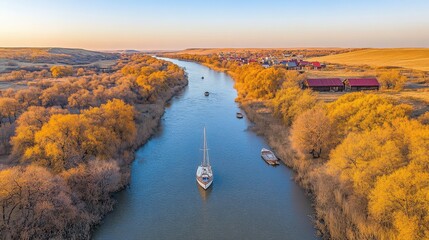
310, 48, 429, 71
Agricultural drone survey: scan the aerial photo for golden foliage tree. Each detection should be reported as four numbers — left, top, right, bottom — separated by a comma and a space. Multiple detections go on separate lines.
24, 114, 88, 172
377, 70, 407, 90
10, 106, 68, 159
50, 65, 73, 78
369, 166, 429, 240
0, 165, 85, 239
0, 97, 21, 124
271, 87, 318, 125
327, 92, 412, 142
291, 107, 333, 159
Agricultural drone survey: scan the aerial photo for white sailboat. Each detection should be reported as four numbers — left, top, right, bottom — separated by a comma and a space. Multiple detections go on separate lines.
196, 128, 213, 190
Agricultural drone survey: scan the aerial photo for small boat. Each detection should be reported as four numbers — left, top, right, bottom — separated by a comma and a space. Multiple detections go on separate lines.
204, 91, 209, 96
261, 148, 279, 166
201, 76, 204, 79
196, 128, 213, 190
236, 112, 244, 119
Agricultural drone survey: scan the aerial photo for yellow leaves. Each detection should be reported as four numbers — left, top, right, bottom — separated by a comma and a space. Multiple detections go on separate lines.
377, 70, 407, 90
271, 87, 318, 125
327, 117, 429, 238
419, 112, 429, 125
369, 166, 429, 239
393, 212, 420, 240
290, 107, 333, 159
327, 93, 409, 140
50, 65, 73, 78
21, 99, 136, 172
232, 64, 288, 100
327, 120, 428, 196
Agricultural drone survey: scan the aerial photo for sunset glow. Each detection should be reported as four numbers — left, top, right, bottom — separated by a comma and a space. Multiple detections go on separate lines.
1, 0, 429, 50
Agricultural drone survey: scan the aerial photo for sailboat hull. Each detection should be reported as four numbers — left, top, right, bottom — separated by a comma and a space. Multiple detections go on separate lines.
196, 166, 213, 190
196, 178, 213, 190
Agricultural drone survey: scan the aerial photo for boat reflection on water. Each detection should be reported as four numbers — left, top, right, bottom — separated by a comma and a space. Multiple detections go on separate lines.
197, 182, 213, 201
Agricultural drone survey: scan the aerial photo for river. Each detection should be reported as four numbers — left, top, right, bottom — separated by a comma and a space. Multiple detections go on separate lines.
93, 58, 318, 240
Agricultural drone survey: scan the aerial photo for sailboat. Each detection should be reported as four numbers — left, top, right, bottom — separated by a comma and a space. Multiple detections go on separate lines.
196, 128, 213, 190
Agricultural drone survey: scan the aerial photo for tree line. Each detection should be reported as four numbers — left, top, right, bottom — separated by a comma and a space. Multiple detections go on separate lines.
0, 55, 187, 239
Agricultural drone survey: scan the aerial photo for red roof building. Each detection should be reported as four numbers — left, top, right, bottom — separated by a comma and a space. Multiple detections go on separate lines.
311, 62, 322, 68
303, 78, 344, 92
344, 78, 380, 91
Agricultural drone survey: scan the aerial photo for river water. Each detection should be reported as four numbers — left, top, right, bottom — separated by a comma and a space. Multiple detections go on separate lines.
93, 58, 318, 240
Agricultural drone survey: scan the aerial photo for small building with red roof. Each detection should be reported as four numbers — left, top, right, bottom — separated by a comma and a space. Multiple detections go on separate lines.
344, 78, 380, 91
311, 62, 322, 69
303, 78, 344, 92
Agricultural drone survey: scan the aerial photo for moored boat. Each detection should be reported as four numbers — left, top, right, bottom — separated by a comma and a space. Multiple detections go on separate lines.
204, 91, 209, 96
196, 128, 213, 190
236, 112, 243, 119
261, 148, 279, 166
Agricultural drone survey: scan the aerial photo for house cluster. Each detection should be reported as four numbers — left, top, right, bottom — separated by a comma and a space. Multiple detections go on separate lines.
278, 60, 325, 70
217, 52, 325, 70
302, 78, 380, 92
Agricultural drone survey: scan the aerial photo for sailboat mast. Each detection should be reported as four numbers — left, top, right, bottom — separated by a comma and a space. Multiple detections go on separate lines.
203, 128, 206, 166
202, 127, 210, 167
205, 130, 210, 166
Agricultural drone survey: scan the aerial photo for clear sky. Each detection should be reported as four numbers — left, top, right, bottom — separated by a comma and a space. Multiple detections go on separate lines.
0, 0, 428, 50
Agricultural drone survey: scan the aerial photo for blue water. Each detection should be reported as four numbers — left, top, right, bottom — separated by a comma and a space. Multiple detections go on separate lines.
93, 58, 318, 240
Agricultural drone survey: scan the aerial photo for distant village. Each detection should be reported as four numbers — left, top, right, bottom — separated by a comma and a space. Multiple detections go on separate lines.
217, 50, 380, 92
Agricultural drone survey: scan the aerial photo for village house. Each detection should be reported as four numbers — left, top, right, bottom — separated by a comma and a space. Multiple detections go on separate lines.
302, 78, 344, 92
343, 78, 380, 91
280, 60, 298, 70
311, 62, 322, 70
298, 60, 310, 70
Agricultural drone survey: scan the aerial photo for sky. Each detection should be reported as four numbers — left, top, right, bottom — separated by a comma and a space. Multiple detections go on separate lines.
0, 0, 428, 50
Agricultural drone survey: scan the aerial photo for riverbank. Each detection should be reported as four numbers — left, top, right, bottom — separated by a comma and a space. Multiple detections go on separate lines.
117, 80, 188, 186
0, 55, 190, 239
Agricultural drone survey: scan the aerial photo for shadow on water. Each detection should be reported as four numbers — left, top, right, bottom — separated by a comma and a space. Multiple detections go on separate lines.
197, 182, 213, 202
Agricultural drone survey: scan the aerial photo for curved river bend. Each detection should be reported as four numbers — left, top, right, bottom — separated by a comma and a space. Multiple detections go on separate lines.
94, 58, 318, 240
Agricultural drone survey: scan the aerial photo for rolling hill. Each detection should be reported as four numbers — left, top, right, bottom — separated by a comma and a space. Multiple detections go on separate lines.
310, 48, 429, 71
0, 48, 120, 73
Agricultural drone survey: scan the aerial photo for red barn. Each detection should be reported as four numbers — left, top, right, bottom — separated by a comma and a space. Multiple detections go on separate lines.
344, 78, 380, 91
303, 78, 344, 92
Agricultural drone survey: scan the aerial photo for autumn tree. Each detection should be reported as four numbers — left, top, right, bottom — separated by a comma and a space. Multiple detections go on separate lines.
328, 118, 428, 195
369, 166, 429, 240
83, 99, 136, 145
271, 87, 318, 125
291, 107, 333, 159
0, 97, 21, 125
326, 92, 412, 143
24, 114, 89, 172
50, 65, 73, 78
11, 107, 68, 158
377, 70, 407, 90
68, 89, 96, 109
40, 86, 68, 107
14, 87, 41, 107
0, 165, 88, 239
61, 160, 121, 216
